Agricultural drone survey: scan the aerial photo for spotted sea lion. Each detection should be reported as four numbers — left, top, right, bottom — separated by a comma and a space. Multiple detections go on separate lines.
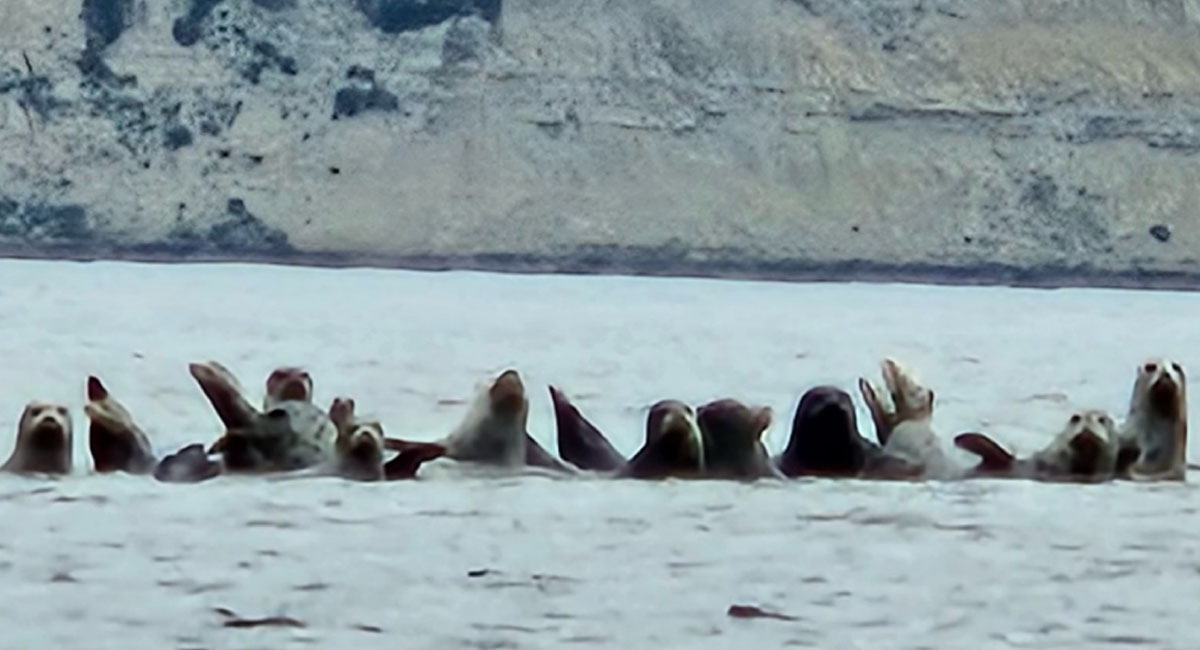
617, 400, 705, 480
550, 386, 626, 472
775, 386, 881, 478
188, 361, 337, 473
2, 401, 73, 475
954, 409, 1120, 482
264, 367, 313, 408
695, 399, 782, 480
857, 358, 952, 479
84, 376, 156, 474
1117, 358, 1187, 481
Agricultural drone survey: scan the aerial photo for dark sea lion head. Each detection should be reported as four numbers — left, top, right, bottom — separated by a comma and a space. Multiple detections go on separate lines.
84, 376, 156, 474
266, 367, 313, 404
779, 386, 865, 477
695, 398, 775, 479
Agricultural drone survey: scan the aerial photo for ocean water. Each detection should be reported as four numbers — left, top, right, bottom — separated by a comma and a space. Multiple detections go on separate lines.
0, 258, 1195, 649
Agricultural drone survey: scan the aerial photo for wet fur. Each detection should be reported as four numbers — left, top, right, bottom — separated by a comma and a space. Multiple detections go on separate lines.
695, 399, 781, 480
618, 400, 705, 480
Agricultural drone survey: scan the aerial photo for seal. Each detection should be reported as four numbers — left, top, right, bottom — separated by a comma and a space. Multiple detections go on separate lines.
1116, 358, 1187, 481
617, 400, 705, 479
857, 358, 952, 479
550, 385, 626, 472
84, 376, 157, 474
775, 386, 882, 478
188, 361, 337, 473
695, 398, 782, 480
2, 401, 73, 475
439, 370, 573, 473
955, 409, 1120, 482
331, 397, 446, 480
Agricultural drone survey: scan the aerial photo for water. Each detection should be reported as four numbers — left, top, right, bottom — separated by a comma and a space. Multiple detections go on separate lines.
0, 258, 1194, 649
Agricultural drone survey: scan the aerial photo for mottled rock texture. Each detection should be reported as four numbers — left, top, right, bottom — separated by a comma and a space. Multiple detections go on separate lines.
2, 0, 1200, 287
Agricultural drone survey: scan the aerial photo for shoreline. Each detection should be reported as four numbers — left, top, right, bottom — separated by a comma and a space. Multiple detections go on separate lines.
1, 245, 1198, 293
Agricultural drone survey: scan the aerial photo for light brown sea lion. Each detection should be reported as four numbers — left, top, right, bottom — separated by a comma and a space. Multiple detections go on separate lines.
858, 358, 952, 479
955, 409, 1120, 482
2, 401, 73, 475
775, 386, 883, 478
188, 361, 337, 473
617, 400, 705, 480
84, 376, 156, 474
439, 370, 573, 473
1117, 358, 1187, 481
695, 399, 782, 480
550, 385, 626, 472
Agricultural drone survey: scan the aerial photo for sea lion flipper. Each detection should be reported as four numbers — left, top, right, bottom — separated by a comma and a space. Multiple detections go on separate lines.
84, 376, 157, 474
153, 443, 221, 483
549, 385, 626, 472
523, 433, 576, 473
383, 441, 446, 480
953, 432, 1015, 471
189, 362, 258, 429
858, 377, 893, 446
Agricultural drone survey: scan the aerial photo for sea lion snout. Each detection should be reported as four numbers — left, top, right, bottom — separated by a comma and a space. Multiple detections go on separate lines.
487, 370, 526, 414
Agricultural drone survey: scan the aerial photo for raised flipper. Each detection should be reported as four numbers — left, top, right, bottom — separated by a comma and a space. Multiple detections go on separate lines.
84, 376, 157, 474
551, 386, 626, 472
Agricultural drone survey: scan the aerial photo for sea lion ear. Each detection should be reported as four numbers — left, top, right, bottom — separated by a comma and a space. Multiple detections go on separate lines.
953, 432, 1015, 471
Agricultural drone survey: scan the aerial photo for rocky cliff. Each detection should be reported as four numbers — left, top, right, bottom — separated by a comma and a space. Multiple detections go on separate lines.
3, 0, 1200, 287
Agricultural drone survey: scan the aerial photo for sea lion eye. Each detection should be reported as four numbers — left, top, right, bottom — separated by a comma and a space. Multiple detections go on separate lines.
1100, 416, 1112, 427
56, 407, 67, 417
1172, 363, 1183, 374
1069, 414, 1082, 425
1144, 363, 1159, 374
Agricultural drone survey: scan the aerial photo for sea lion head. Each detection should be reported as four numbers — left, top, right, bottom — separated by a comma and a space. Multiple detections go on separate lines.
1036, 409, 1119, 480
488, 369, 527, 420
336, 420, 386, 481
1131, 358, 1186, 420
619, 400, 704, 479
266, 367, 313, 404
6, 401, 73, 474
695, 398, 776, 479
779, 386, 865, 477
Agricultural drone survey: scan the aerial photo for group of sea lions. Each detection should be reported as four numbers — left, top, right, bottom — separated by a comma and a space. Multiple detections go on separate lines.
0, 355, 1189, 484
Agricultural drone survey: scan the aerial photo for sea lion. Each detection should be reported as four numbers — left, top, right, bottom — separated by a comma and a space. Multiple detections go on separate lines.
857, 358, 952, 479
775, 386, 882, 478
695, 398, 782, 480
2, 401, 73, 475
550, 386, 626, 472
154, 444, 221, 483
188, 361, 337, 473
84, 376, 156, 474
1117, 358, 1187, 481
439, 370, 573, 473
617, 400, 706, 479
331, 397, 445, 480
954, 409, 1120, 482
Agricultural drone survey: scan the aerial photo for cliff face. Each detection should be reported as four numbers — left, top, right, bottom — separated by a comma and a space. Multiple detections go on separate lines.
3, 0, 1200, 286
